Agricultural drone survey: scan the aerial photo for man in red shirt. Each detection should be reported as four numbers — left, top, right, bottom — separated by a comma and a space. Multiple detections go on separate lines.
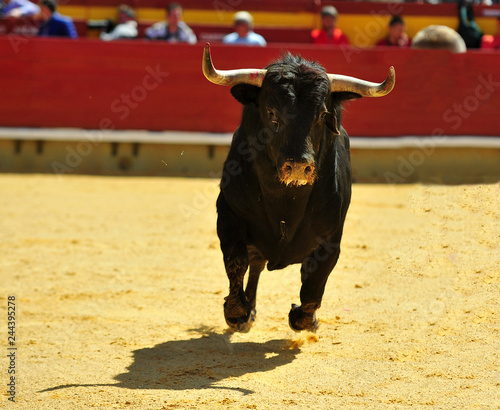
377, 15, 411, 47
311, 5, 349, 46
481, 17, 500, 50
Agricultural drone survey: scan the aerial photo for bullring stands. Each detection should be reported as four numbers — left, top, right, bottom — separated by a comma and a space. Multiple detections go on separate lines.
2, 0, 500, 46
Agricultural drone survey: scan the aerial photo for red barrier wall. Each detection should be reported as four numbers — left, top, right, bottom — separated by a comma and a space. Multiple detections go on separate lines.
1, 37, 500, 137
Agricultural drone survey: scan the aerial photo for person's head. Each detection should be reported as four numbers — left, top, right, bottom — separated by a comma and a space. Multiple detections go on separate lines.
233, 11, 253, 38
320, 5, 338, 32
40, 0, 57, 20
167, 3, 183, 27
388, 15, 405, 41
412, 25, 466, 53
118, 4, 135, 24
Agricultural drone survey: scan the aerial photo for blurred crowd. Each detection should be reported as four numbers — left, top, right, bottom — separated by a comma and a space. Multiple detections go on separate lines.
1, 0, 500, 51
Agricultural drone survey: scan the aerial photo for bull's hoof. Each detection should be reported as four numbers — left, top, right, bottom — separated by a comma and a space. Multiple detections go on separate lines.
289, 304, 319, 333
224, 293, 255, 333
224, 309, 256, 333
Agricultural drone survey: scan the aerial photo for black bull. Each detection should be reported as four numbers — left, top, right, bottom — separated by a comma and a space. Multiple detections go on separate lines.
203, 44, 395, 333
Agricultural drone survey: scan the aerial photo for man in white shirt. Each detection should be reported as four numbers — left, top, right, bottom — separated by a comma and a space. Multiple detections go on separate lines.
222, 11, 267, 47
100, 5, 138, 41
0, 0, 39, 18
145, 3, 196, 44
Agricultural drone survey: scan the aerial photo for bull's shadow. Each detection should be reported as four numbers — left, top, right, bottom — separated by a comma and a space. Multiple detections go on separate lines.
114, 327, 298, 394
41, 327, 298, 395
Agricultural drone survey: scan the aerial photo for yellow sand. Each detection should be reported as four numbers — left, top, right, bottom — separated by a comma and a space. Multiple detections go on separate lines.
0, 175, 498, 409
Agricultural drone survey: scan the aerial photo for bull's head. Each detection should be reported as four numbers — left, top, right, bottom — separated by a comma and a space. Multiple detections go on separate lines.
203, 43, 395, 186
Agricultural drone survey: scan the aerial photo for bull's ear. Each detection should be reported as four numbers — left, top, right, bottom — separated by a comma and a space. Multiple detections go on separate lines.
326, 92, 361, 135
231, 84, 260, 106
325, 91, 361, 135
331, 91, 362, 102
325, 111, 340, 135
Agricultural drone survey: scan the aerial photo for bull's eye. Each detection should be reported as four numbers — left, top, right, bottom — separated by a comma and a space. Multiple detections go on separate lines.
320, 111, 329, 120
267, 108, 277, 121
267, 108, 279, 131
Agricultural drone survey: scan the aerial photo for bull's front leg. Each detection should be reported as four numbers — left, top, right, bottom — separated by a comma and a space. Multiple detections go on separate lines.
289, 235, 341, 332
216, 194, 253, 332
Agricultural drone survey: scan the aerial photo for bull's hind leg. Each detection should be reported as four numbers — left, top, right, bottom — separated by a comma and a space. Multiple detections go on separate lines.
217, 194, 253, 332
289, 235, 341, 332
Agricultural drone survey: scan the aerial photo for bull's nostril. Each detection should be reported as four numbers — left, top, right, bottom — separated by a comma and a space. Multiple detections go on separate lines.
304, 166, 312, 176
284, 165, 293, 175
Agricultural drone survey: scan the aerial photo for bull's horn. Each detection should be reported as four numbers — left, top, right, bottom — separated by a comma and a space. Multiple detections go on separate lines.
327, 66, 395, 97
202, 42, 267, 87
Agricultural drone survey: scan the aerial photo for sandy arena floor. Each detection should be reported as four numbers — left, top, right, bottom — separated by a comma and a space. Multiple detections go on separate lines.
0, 174, 499, 409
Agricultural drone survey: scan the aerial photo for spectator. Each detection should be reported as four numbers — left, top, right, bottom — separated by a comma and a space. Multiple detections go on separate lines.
100, 5, 137, 41
481, 16, 500, 50
0, 0, 39, 18
311, 5, 349, 46
145, 3, 196, 44
38, 0, 77, 38
412, 25, 466, 53
457, 0, 483, 49
222, 11, 267, 46
377, 15, 411, 47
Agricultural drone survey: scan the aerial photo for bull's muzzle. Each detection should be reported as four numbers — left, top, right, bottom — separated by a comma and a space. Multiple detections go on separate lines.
280, 159, 316, 186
